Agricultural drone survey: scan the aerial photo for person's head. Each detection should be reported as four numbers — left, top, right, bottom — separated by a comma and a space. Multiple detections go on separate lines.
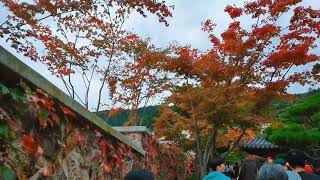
238, 160, 258, 180
257, 164, 288, 180
312, 159, 320, 172
274, 158, 288, 171
207, 157, 225, 173
266, 157, 273, 164
124, 169, 154, 180
287, 150, 306, 169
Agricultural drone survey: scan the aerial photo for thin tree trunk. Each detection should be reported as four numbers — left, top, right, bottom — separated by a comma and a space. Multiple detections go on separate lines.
203, 128, 217, 166
185, 79, 204, 179
84, 59, 99, 109
96, 42, 115, 112
190, 100, 205, 179
200, 127, 218, 178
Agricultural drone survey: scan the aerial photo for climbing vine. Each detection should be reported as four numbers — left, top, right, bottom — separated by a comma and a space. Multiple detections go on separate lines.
0, 80, 191, 179
0, 81, 137, 179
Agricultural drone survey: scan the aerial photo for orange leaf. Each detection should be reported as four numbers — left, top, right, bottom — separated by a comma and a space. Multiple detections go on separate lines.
59, 105, 76, 118
51, 112, 60, 122
99, 139, 107, 158
21, 135, 39, 154
107, 108, 123, 116
103, 162, 113, 173
77, 133, 85, 145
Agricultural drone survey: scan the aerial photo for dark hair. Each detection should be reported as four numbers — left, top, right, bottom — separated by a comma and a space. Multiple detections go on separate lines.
287, 150, 306, 168
274, 158, 286, 166
238, 160, 258, 180
312, 159, 320, 169
124, 169, 155, 180
207, 157, 223, 171
257, 164, 288, 180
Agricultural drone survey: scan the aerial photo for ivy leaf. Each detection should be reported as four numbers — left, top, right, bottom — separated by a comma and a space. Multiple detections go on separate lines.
0, 84, 10, 95
0, 166, 15, 180
99, 139, 107, 158
39, 111, 48, 128
0, 114, 4, 122
59, 105, 76, 118
11, 88, 28, 103
0, 124, 9, 137
20, 81, 32, 95
21, 135, 39, 154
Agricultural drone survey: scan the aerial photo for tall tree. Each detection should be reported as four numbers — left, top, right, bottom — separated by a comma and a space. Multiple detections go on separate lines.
266, 91, 320, 158
151, 0, 320, 178
0, 0, 172, 111
110, 38, 171, 125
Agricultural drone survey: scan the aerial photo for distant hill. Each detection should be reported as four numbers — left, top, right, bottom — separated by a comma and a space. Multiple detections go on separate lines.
295, 88, 320, 98
96, 105, 160, 129
97, 89, 320, 130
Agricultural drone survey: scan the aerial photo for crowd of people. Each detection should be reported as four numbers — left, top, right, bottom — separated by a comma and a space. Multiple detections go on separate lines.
123, 150, 320, 180
204, 150, 320, 180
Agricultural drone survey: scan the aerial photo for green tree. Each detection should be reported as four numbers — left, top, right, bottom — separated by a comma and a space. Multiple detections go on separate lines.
266, 91, 320, 158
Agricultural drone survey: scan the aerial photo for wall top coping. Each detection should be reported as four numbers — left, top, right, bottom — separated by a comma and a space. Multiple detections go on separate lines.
113, 126, 152, 136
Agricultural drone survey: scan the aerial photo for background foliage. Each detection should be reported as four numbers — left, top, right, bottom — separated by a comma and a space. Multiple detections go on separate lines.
266, 90, 320, 157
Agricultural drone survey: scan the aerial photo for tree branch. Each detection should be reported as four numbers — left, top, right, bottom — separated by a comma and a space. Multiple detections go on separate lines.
282, 64, 293, 80
222, 127, 248, 159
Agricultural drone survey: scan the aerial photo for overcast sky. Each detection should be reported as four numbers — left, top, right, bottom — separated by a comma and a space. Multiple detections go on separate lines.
1, 0, 319, 110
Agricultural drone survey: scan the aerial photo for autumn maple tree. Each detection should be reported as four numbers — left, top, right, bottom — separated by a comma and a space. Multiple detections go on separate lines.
0, 0, 172, 113
152, 0, 320, 178
106, 38, 171, 125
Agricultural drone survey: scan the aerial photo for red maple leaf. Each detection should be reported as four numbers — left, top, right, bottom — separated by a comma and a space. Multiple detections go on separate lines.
99, 139, 107, 157
21, 135, 39, 154
103, 162, 113, 173
59, 105, 76, 118
95, 129, 102, 138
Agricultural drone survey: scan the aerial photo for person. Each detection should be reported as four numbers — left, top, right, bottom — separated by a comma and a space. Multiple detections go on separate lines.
238, 160, 258, 180
312, 159, 320, 175
124, 169, 155, 180
225, 161, 234, 178
234, 162, 240, 177
304, 165, 314, 173
224, 161, 232, 178
257, 164, 288, 180
275, 158, 288, 171
203, 157, 231, 180
287, 150, 320, 180
275, 158, 302, 180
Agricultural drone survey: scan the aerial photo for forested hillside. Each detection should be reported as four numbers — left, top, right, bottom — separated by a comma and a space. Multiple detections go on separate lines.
97, 106, 160, 129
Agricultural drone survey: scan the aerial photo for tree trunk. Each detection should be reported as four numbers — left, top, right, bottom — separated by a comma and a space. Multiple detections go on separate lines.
199, 128, 218, 179
200, 165, 207, 179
